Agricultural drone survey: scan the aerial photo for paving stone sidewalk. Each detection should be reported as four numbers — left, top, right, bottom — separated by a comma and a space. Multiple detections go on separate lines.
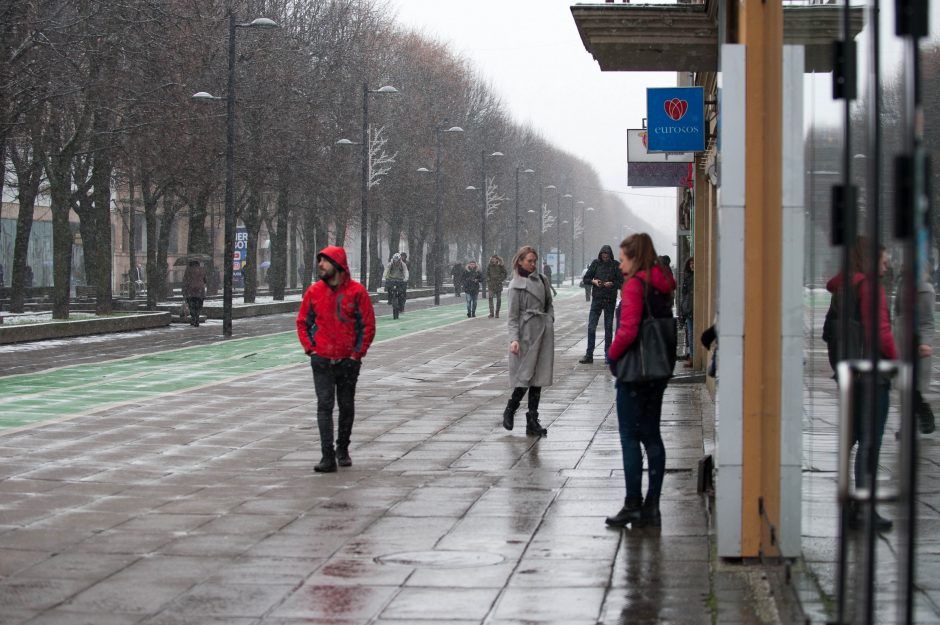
0, 291, 792, 624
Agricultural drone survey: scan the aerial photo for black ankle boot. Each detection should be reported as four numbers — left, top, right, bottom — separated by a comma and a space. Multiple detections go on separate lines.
918, 401, 936, 434
640, 496, 661, 527
606, 496, 643, 527
314, 456, 337, 473
503, 398, 521, 431
335, 446, 352, 467
525, 411, 547, 437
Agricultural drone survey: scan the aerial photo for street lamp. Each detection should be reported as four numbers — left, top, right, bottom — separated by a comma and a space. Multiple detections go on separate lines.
572, 199, 583, 285
479, 150, 503, 299
336, 83, 398, 288
419, 124, 464, 305
558, 193, 572, 287
539, 184, 556, 263
193, 13, 278, 337
583, 206, 594, 273
514, 166, 535, 253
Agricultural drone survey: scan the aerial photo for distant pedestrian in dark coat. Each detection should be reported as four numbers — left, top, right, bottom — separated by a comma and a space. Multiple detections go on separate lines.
580, 244, 623, 363
463, 261, 482, 317
451, 262, 466, 297
503, 245, 553, 437
182, 260, 207, 327
542, 262, 557, 295
679, 257, 694, 363
296, 245, 376, 473
486, 255, 508, 318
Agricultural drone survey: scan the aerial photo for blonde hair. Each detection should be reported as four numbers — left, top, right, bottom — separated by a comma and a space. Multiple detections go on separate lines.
511, 246, 538, 274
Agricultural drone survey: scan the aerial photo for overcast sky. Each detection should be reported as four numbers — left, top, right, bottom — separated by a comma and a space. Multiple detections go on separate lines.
383, 0, 679, 238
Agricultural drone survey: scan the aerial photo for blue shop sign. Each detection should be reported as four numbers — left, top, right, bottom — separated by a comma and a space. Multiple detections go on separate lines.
646, 87, 705, 153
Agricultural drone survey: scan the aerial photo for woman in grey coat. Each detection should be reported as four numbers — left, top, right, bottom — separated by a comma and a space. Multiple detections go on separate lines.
503, 245, 554, 437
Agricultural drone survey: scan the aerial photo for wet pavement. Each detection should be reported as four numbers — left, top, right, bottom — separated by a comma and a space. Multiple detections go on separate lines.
1, 288, 803, 624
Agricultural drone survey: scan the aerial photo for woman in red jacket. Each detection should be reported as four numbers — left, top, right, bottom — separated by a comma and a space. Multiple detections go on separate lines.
825, 236, 897, 532
605, 233, 676, 528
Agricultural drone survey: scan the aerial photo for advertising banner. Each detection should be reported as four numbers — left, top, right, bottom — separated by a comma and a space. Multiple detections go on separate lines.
234, 227, 248, 279
646, 87, 705, 152
627, 129, 694, 163
627, 162, 694, 188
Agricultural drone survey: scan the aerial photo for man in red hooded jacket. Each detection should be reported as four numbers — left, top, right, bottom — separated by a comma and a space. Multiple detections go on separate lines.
296, 246, 376, 473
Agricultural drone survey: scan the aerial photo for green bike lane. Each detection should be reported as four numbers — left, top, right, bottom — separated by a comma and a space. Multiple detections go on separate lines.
0, 302, 474, 431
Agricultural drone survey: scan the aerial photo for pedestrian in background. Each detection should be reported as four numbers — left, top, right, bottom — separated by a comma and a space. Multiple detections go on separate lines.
503, 245, 553, 437
679, 257, 694, 364
486, 254, 508, 318
451, 262, 465, 297
580, 244, 623, 364
463, 260, 482, 317
894, 258, 935, 434
581, 265, 592, 301
605, 233, 676, 528
296, 246, 376, 473
182, 260, 206, 327
825, 236, 897, 531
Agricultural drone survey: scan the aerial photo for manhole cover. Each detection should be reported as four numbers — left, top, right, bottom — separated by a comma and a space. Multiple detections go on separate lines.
375, 550, 505, 568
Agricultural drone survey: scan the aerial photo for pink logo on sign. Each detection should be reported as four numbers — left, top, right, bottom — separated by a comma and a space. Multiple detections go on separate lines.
664, 98, 689, 122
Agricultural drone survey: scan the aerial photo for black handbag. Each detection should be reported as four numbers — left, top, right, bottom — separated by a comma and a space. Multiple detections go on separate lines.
615, 279, 677, 383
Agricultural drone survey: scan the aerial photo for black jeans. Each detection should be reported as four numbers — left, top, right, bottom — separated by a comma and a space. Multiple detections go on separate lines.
616, 380, 668, 500
510, 386, 541, 413
310, 355, 362, 458
586, 297, 616, 358
186, 297, 204, 324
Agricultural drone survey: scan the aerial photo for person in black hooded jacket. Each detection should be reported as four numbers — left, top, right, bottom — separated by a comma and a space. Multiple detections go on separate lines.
579, 244, 624, 363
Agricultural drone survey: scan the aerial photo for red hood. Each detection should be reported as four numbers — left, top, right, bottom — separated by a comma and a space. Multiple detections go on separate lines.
826, 272, 865, 293
634, 265, 676, 294
318, 245, 350, 275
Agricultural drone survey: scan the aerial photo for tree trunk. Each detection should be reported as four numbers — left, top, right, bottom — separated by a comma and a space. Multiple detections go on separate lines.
241, 188, 261, 303
289, 212, 298, 290
156, 208, 175, 301
49, 173, 73, 319
8, 148, 42, 313
368, 211, 381, 291
302, 200, 318, 286
187, 186, 212, 255
91, 151, 113, 314
139, 168, 161, 310
334, 212, 348, 248
269, 180, 289, 300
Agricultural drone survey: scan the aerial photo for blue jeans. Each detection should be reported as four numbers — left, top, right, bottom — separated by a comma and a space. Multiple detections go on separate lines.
616, 380, 668, 500
465, 292, 478, 316
586, 298, 616, 358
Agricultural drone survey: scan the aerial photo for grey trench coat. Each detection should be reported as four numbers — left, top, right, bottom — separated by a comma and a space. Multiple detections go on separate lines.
507, 271, 554, 388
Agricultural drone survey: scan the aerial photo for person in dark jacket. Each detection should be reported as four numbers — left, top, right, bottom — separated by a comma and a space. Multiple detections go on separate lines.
486, 255, 508, 318
182, 260, 207, 327
463, 260, 483, 317
579, 244, 624, 364
451, 262, 466, 297
679, 257, 694, 363
605, 233, 676, 528
296, 245, 376, 473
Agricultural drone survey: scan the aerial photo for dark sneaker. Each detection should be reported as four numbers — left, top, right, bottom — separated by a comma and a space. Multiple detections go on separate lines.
314, 458, 337, 473
579, 355, 593, 364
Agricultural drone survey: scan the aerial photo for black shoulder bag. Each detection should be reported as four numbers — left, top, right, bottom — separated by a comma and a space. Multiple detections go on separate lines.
615, 278, 677, 383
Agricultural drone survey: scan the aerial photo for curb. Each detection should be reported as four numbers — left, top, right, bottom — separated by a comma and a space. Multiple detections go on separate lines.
0, 312, 171, 344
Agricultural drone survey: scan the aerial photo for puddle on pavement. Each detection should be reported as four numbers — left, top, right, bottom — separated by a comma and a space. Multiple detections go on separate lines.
375, 550, 505, 568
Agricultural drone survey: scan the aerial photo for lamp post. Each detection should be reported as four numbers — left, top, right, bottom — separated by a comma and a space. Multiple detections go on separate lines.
539, 184, 556, 263
583, 206, 594, 273
419, 124, 464, 305
558, 193, 571, 287
479, 150, 503, 298
337, 84, 397, 287
514, 166, 534, 254
572, 199, 582, 285
193, 14, 278, 337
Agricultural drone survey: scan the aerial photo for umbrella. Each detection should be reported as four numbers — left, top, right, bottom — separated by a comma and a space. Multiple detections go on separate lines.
173, 253, 211, 267
259, 261, 271, 269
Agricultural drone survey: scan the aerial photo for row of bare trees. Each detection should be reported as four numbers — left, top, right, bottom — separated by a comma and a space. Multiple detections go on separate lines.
0, 0, 656, 318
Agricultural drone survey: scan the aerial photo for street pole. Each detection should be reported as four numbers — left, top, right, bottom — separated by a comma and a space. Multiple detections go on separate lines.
480, 150, 486, 298
433, 130, 444, 305
359, 82, 369, 287
538, 184, 544, 261
514, 167, 520, 254
222, 11, 236, 337
555, 193, 561, 287
570, 197, 577, 286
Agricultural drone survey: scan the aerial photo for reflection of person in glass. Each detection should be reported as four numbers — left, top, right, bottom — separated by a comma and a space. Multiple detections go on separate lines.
825, 236, 897, 532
